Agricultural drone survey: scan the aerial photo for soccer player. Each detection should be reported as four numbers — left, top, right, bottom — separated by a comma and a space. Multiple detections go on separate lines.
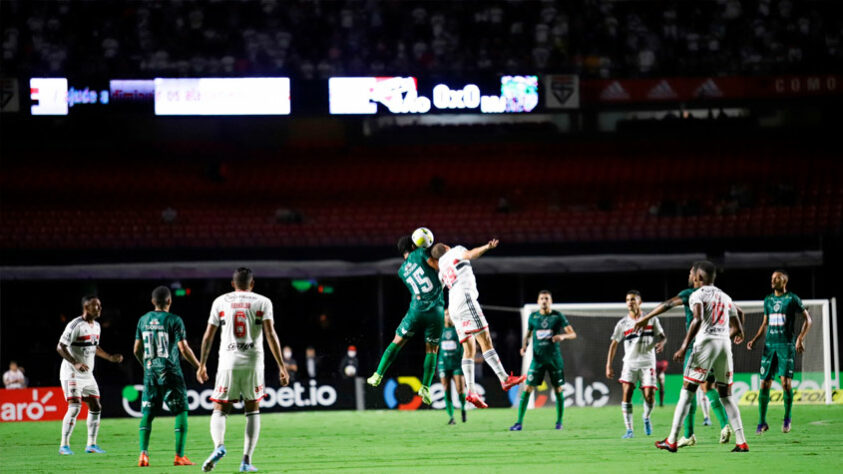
656, 360, 668, 407
134, 286, 202, 467
655, 260, 749, 453
747, 269, 812, 434
367, 235, 444, 406
635, 266, 738, 446
197, 268, 290, 473
430, 239, 525, 408
439, 309, 467, 424
510, 290, 576, 431
606, 290, 665, 438
56, 295, 123, 455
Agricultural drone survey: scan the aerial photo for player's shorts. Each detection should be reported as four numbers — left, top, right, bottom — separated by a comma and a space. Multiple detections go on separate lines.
449, 293, 489, 343
683, 338, 733, 385
619, 365, 657, 389
683, 345, 715, 383
760, 343, 795, 380
526, 357, 565, 388
61, 374, 100, 401
438, 361, 464, 379
211, 367, 265, 403
396, 306, 444, 345
143, 368, 189, 414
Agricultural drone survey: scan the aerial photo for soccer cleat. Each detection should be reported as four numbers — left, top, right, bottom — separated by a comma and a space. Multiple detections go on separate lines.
461, 410, 467, 423
138, 452, 149, 467
447, 418, 456, 425
202, 445, 226, 472
677, 434, 697, 447
644, 418, 653, 436
655, 438, 677, 453
59, 445, 74, 455
720, 424, 733, 443
501, 373, 527, 391
366, 373, 382, 387
622, 429, 634, 439
240, 461, 258, 472
782, 418, 791, 433
509, 422, 523, 431
418, 385, 432, 405
85, 444, 106, 454
555, 422, 563, 430
465, 392, 488, 409
731, 443, 749, 452
174, 455, 196, 466
703, 416, 712, 426
755, 423, 769, 435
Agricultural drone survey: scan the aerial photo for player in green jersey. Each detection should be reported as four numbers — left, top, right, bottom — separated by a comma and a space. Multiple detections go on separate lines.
367, 235, 445, 405
133, 286, 202, 467
747, 269, 812, 434
635, 265, 742, 446
510, 290, 576, 431
438, 310, 467, 424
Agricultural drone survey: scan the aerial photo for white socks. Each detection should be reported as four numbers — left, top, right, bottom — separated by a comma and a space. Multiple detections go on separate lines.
668, 389, 693, 444
61, 402, 81, 446
211, 410, 227, 447
622, 402, 633, 431
720, 396, 747, 445
462, 359, 475, 394
86, 410, 101, 446
699, 389, 711, 419
244, 411, 260, 460
643, 401, 654, 421
482, 349, 507, 382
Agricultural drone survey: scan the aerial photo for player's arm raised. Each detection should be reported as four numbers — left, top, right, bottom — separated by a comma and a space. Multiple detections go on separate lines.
635, 295, 682, 331
605, 339, 619, 379
262, 319, 290, 387
520, 329, 532, 356
795, 308, 812, 353
462, 238, 499, 260
746, 314, 767, 351
96, 345, 123, 363
197, 323, 218, 383
674, 302, 703, 362
553, 325, 576, 342
56, 342, 88, 372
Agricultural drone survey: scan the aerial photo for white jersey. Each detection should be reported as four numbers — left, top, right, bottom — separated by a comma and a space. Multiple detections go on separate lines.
58, 316, 101, 380
209, 290, 274, 370
688, 285, 737, 342
437, 246, 478, 300
611, 315, 664, 369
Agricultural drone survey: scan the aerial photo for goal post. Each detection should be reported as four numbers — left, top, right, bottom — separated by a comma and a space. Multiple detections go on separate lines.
519, 299, 836, 406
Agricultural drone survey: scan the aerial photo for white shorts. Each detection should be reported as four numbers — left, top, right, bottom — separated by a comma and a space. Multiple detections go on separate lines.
211, 367, 265, 402
684, 338, 733, 385
449, 293, 488, 343
61, 375, 100, 401
619, 365, 657, 389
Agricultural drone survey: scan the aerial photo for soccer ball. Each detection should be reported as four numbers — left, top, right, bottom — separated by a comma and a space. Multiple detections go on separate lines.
344, 365, 357, 377
412, 227, 434, 248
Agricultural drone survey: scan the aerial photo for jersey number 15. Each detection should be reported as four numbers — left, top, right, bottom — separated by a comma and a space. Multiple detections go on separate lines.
406, 268, 434, 295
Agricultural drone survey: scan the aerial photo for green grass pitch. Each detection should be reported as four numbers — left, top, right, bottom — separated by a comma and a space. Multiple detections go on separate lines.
1, 404, 841, 473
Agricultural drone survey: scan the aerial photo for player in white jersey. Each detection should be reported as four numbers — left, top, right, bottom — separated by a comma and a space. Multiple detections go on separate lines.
430, 239, 525, 408
606, 290, 666, 439
656, 260, 749, 453
55, 295, 123, 455
197, 268, 290, 473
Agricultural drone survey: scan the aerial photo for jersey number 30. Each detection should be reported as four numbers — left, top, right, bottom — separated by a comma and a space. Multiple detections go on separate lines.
142, 331, 169, 359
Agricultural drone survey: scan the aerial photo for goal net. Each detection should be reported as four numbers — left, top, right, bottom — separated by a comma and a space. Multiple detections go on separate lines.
519, 299, 835, 406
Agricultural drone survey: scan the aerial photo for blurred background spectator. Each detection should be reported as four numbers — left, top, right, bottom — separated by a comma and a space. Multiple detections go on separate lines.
339, 345, 359, 378
282, 345, 298, 383
3, 361, 27, 389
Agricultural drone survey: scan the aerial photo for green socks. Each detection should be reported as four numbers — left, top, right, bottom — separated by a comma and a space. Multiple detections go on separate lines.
376, 343, 401, 376
759, 387, 771, 425
459, 393, 466, 411
555, 391, 564, 424
706, 389, 729, 429
683, 394, 697, 437
139, 408, 154, 452
517, 391, 530, 424
174, 411, 188, 457
444, 389, 454, 418
422, 353, 437, 388
783, 388, 794, 420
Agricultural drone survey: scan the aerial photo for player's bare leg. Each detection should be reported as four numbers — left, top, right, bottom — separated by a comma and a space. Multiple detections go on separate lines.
83, 397, 104, 453
621, 383, 635, 438
781, 376, 794, 433
368, 335, 408, 387
642, 386, 655, 436
460, 339, 487, 408
716, 382, 749, 451
240, 399, 261, 472
474, 330, 525, 390
203, 402, 232, 472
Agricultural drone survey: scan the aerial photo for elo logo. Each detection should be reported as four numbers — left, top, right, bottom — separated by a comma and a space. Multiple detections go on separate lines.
384, 377, 490, 410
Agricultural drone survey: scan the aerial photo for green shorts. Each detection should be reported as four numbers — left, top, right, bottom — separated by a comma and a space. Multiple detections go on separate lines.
438, 361, 464, 379
396, 306, 444, 345
143, 369, 189, 414
526, 357, 565, 388
760, 343, 795, 380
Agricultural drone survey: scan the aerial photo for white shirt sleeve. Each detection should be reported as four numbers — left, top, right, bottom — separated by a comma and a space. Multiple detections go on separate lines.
652, 317, 664, 337
261, 298, 274, 322
688, 290, 702, 309
59, 320, 75, 346
208, 299, 221, 326
611, 320, 624, 342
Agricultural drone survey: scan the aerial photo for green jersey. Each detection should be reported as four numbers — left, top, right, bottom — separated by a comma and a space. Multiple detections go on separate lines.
763, 292, 805, 345
135, 311, 187, 374
528, 310, 570, 362
678, 287, 695, 330
399, 247, 444, 313
439, 326, 463, 365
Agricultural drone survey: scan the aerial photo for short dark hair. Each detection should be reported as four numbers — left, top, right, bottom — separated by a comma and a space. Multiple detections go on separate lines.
430, 243, 448, 260
233, 267, 254, 289
626, 289, 641, 298
397, 235, 415, 255
538, 290, 552, 297
773, 269, 789, 278
81, 294, 98, 308
693, 260, 717, 283
152, 286, 171, 308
